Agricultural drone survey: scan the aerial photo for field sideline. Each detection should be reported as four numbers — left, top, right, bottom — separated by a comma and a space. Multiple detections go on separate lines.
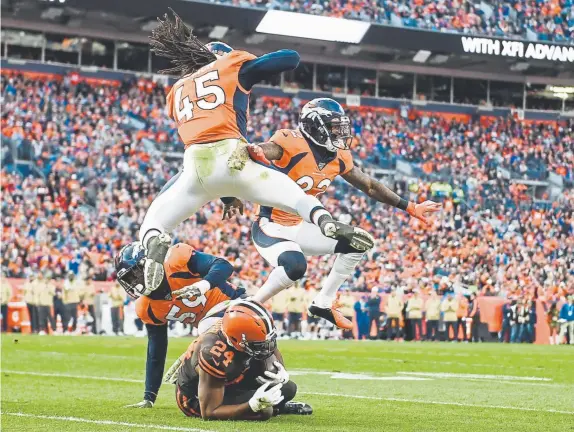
1, 335, 572, 431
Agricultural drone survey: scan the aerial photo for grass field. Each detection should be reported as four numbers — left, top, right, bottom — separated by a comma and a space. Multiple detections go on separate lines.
1, 335, 573, 432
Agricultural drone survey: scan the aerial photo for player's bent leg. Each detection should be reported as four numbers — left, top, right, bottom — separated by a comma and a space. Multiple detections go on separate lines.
235, 160, 373, 250
297, 223, 371, 330
175, 385, 201, 418
251, 219, 306, 303
139, 169, 211, 291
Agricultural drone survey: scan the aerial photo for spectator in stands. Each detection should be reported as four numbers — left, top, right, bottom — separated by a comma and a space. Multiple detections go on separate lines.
516, 299, 531, 343
23, 275, 39, 333
386, 289, 403, 340
441, 293, 459, 342
82, 279, 96, 332
270, 288, 287, 337
425, 290, 441, 341
109, 282, 125, 335
366, 288, 382, 340
467, 293, 481, 343
1, 276, 11, 332
526, 299, 537, 343
559, 295, 574, 345
53, 286, 68, 334
337, 290, 356, 340
37, 273, 56, 335
547, 301, 561, 345
500, 298, 513, 343
509, 299, 520, 343
456, 294, 469, 342
406, 290, 423, 341
354, 296, 369, 340
64, 272, 82, 332
286, 283, 306, 338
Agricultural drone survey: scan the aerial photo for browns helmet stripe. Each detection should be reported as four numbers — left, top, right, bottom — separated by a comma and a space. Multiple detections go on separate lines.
232, 300, 273, 334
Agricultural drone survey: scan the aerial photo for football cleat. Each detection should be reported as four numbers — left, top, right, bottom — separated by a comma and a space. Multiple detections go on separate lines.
319, 220, 374, 252
124, 400, 154, 408
275, 401, 313, 416
308, 302, 353, 330
143, 233, 172, 291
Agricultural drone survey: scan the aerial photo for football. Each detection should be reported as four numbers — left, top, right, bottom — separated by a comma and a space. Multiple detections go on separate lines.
262, 353, 280, 375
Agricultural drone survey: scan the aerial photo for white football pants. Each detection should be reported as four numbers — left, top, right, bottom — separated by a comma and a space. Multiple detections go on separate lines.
139, 139, 324, 243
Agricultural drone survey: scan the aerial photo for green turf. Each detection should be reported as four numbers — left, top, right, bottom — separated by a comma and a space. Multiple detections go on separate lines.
1, 335, 573, 431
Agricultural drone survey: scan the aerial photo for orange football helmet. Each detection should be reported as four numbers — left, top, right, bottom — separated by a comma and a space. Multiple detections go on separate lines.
221, 299, 277, 360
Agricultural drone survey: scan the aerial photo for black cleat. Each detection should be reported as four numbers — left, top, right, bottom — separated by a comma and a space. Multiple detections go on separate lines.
319, 220, 374, 252
276, 401, 313, 416
308, 302, 353, 330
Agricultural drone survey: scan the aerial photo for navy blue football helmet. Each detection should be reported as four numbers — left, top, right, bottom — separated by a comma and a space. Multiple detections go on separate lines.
299, 98, 352, 152
205, 41, 233, 58
115, 241, 148, 299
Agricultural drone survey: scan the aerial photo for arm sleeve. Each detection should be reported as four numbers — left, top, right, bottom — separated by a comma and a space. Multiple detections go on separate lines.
188, 251, 234, 288
144, 323, 168, 403
238, 50, 300, 91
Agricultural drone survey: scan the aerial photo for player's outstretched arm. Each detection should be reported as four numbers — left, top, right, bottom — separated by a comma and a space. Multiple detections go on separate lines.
342, 165, 441, 226
198, 370, 274, 421
239, 50, 300, 91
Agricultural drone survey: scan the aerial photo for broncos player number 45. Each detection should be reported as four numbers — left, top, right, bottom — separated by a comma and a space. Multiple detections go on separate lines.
174, 70, 226, 122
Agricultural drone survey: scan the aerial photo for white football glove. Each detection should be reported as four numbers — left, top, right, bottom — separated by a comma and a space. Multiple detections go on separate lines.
163, 357, 183, 385
248, 382, 284, 412
256, 361, 289, 385
124, 400, 154, 408
172, 280, 210, 300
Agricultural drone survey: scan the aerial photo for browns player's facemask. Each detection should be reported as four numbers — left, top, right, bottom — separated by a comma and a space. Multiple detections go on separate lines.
241, 331, 277, 360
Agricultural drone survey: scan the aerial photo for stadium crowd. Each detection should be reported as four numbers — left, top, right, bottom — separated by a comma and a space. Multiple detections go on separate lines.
209, 0, 574, 42
1, 73, 573, 342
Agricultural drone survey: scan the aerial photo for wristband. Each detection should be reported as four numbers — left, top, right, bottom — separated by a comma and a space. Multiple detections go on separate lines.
397, 198, 409, 211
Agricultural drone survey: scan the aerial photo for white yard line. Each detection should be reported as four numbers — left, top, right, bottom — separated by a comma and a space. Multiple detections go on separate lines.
398, 372, 552, 381
4, 370, 572, 415
3, 370, 141, 383
0, 412, 214, 432
300, 392, 574, 415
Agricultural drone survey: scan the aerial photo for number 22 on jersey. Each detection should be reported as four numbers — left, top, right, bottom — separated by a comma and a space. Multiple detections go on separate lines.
174, 70, 225, 122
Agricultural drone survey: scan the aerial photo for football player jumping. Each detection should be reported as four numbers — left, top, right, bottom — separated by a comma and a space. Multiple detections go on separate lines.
116, 241, 245, 408
139, 10, 373, 293
164, 299, 311, 420
224, 98, 441, 329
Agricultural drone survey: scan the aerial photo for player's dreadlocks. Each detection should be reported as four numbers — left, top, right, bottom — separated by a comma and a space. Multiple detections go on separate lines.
149, 8, 217, 77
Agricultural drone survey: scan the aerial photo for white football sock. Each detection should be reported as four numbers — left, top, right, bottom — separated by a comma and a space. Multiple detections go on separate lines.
295, 194, 331, 226
313, 253, 364, 308
253, 267, 295, 303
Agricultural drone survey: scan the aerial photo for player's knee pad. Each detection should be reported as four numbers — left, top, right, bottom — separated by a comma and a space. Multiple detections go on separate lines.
333, 252, 364, 275
277, 251, 307, 281
281, 380, 298, 403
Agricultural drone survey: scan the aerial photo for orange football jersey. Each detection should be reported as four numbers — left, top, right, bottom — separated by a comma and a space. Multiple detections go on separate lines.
258, 128, 354, 226
136, 244, 238, 326
166, 50, 257, 147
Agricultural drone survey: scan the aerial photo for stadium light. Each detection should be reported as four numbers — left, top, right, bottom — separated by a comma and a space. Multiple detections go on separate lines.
256, 11, 370, 44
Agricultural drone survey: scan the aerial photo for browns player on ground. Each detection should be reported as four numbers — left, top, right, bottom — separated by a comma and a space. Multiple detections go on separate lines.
166, 299, 311, 420
224, 98, 441, 329
115, 241, 245, 408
